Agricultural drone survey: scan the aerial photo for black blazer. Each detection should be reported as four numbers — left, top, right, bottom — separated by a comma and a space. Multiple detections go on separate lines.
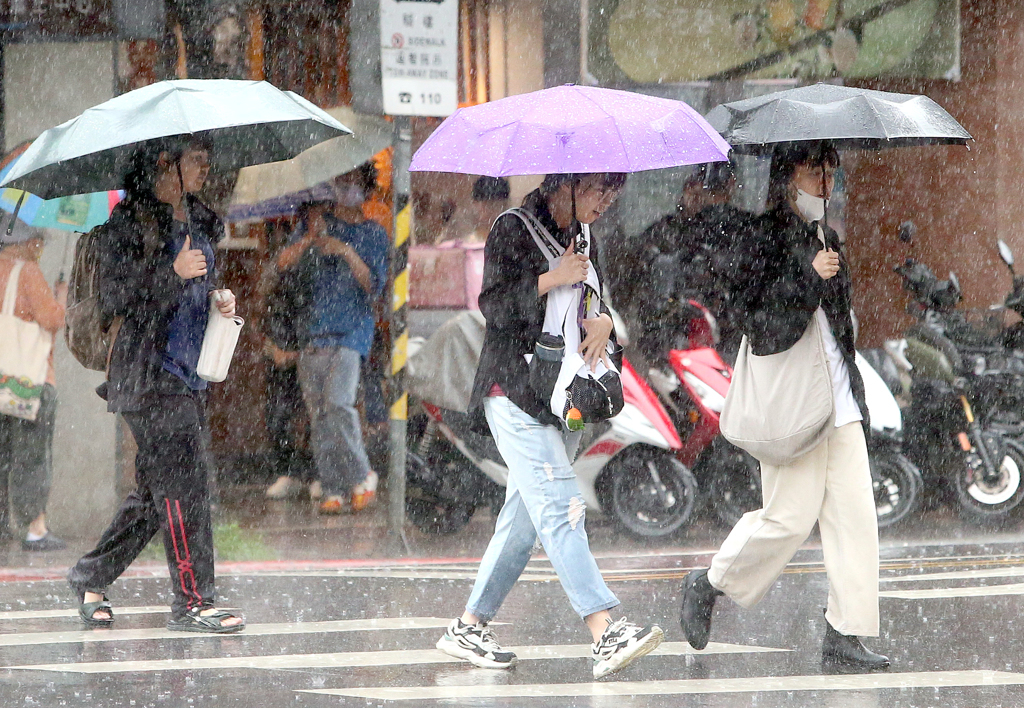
734, 204, 868, 429
99, 194, 223, 412
469, 189, 609, 427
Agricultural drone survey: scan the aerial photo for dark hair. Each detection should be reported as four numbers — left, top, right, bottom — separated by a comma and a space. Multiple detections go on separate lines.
472, 176, 510, 202
766, 141, 839, 209
296, 199, 332, 226
123, 134, 214, 203
538, 172, 627, 197
692, 156, 736, 193
336, 161, 378, 194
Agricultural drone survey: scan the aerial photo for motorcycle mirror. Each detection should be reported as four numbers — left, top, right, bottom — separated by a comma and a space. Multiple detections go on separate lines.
998, 239, 1015, 272
898, 221, 916, 244
949, 271, 961, 294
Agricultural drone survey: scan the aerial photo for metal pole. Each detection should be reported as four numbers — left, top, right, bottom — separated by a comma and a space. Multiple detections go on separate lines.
387, 115, 413, 555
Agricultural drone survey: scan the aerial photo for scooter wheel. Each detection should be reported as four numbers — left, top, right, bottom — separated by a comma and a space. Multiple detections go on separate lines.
405, 497, 475, 535
405, 451, 477, 535
955, 438, 1024, 527
603, 446, 698, 539
704, 443, 762, 527
870, 451, 923, 529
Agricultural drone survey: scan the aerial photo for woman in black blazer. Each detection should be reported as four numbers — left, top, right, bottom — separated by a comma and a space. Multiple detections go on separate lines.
681, 142, 889, 671
436, 172, 665, 680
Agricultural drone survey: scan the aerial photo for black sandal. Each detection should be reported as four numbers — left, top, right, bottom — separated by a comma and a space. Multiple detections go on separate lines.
167, 607, 245, 634
78, 594, 114, 627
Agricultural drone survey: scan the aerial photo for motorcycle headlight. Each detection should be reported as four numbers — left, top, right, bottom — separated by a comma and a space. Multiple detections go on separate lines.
648, 368, 680, 397
683, 371, 726, 413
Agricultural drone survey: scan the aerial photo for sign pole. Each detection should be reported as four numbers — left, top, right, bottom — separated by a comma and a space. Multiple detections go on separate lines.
379, 0, 457, 553
387, 115, 413, 555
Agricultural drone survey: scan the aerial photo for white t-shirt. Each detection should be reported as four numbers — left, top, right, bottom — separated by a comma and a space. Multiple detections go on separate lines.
815, 307, 862, 427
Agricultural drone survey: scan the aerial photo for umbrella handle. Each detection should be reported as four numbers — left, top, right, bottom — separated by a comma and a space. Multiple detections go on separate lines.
4, 191, 26, 238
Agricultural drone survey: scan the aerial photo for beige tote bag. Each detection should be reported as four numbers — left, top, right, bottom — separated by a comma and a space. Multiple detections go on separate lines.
0, 261, 53, 421
720, 317, 835, 466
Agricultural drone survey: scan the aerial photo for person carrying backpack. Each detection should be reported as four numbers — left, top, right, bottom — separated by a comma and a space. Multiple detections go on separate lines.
66, 136, 244, 633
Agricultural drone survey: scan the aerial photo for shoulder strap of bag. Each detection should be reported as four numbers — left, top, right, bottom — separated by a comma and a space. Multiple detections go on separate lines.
2, 260, 25, 317
504, 208, 562, 263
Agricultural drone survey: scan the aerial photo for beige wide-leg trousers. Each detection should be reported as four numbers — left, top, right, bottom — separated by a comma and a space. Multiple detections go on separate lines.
707, 422, 879, 637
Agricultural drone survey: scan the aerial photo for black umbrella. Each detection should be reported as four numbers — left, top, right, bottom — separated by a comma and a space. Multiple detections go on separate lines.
706, 83, 971, 154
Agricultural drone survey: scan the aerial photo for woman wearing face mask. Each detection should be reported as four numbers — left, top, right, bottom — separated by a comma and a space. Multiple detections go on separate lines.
435, 173, 664, 681
680, 142, 889, 671
278, 162, 389, 514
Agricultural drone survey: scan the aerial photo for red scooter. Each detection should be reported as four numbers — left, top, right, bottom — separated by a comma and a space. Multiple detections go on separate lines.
644, 299, 763, 526
405, 311, 699, 539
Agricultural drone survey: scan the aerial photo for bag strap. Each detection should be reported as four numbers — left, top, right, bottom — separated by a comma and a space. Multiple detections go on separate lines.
105, 316, 124, 377
2, 260, 24, 317
504, 208, 562, 262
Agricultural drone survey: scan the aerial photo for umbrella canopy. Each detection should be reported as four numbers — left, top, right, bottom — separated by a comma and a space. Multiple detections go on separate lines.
228, 106, 392, 221
0, 79, 352, 199
706, 83, 972, 154
410, 84, 730, 176
0, 143, 121, 233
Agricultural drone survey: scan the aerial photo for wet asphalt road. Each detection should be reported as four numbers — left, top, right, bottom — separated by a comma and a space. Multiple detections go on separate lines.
1, 520, 1024, 707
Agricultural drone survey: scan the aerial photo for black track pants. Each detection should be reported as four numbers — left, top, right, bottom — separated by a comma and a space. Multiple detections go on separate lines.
68, 391, 215, 617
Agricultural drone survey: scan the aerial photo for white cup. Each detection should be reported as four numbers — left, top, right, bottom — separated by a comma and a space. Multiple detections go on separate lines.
197, 292, 244, 383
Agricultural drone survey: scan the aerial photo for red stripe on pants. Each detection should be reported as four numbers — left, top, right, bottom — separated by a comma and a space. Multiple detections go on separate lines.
165, 498, 201, 610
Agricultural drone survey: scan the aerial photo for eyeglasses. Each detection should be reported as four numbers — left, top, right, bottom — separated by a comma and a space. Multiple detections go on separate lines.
586, 184, 621, 204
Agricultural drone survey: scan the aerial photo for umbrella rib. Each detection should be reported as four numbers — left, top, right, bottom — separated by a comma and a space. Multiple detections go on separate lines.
865, 97, 894, 141
497, 119, 528, 177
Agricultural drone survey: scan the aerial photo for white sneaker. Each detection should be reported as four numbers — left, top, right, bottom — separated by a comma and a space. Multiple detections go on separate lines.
436, 618, 517, 669
351, 470, 379, 512
308, 480, 323, 500
265, 476, 300, 499
592, 617, 664, 679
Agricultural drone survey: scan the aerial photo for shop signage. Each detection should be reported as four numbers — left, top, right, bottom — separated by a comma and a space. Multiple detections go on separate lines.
0, 0, 115, 38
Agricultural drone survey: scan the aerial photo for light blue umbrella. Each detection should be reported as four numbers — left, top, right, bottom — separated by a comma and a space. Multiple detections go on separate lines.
0, 143, 120, 233
0, 79, 352, 199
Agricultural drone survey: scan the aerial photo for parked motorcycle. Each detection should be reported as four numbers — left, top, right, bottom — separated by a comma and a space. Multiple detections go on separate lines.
855, 352, 924, 528
890, 237, 1024, 525
404, 311, 698, 538
643, 299, 761, 527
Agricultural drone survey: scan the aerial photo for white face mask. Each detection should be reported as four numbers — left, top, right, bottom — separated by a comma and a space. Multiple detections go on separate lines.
335, 184, 366, 208
794, 188, 827, 223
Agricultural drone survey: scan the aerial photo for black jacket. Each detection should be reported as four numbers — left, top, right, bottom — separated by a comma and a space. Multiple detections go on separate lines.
469, 190, 609, 426
735, 204, 868, 428
636, 203, 755, 359
99, 195, 223, 412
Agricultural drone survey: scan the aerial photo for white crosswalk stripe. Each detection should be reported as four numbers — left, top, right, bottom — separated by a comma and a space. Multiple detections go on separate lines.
4, 641, 787, 673
0, 617, 453, 647
0, 606, 168, 621
300, 671, 1024, 701
881, 583, 1024, 599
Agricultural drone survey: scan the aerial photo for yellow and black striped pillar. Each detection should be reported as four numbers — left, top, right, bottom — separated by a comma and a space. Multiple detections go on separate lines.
387, 116, 412, 552
390, 202, 411, 424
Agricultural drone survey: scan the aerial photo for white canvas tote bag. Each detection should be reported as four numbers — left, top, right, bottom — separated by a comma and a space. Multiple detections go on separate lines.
0, 260, 53, 421
719, 316, 835, 466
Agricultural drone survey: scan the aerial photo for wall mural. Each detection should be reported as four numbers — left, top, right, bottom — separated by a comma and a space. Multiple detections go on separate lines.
588, 0, 961, 85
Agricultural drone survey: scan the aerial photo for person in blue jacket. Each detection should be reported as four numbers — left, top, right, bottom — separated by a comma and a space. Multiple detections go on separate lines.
276, 163, 389, 514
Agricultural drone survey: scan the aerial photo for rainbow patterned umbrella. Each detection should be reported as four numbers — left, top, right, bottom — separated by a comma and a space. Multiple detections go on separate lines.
0, 143, 121, 233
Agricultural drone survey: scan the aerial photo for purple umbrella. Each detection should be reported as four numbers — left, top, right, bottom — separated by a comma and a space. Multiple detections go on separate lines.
409, 85, 730, 176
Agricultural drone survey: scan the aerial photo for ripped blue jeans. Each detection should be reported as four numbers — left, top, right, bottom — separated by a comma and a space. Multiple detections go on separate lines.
465, 396, 620, 622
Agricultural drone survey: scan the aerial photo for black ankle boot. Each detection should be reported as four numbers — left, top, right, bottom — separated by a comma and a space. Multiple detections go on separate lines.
680, 569, 723, 651
821, 617, 890, 671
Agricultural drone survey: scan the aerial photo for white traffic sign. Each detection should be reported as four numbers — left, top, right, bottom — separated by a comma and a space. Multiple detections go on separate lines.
379, 0, 458, 117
